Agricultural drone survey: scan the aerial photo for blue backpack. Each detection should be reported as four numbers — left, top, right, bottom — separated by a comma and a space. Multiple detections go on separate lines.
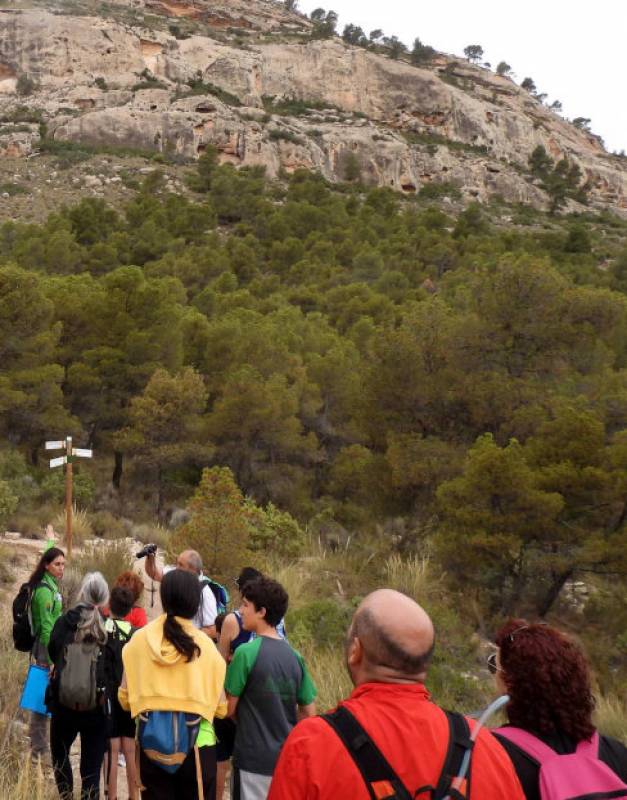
138, 711, 201, 774
201, 577, 229, 615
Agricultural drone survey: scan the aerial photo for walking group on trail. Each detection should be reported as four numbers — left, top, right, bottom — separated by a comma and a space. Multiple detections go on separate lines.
12, 541, 627, 800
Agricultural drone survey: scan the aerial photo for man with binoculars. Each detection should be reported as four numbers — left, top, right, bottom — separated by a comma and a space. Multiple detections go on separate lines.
137, 544, 218, 639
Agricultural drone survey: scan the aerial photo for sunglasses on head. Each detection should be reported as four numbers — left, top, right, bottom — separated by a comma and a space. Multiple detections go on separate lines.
487, 652, 500, 675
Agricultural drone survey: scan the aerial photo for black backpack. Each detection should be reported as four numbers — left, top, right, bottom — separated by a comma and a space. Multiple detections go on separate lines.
322, 706, 473, 800
12, 581, 51, 652
102, 619, 134, 717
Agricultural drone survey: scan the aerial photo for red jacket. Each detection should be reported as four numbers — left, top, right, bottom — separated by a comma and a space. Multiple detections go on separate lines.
124, 606, 147, 628
268, 682, 524, 800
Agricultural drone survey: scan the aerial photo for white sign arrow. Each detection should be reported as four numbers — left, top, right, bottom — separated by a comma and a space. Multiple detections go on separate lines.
45, 441, 64, 450
72, 448, 93, 458
49, 456, 67, 469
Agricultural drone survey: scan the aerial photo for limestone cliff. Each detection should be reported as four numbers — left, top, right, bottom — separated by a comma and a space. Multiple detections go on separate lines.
0, 0, 625, 213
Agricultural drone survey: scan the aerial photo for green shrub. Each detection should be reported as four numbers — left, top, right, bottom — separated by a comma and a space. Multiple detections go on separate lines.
418, 181, 462, 200
287, 599, 353, 649
91, 510, 128, 540
16, 74, 36, 97
262, 96, 334, 117
268, 128, 304, 145
40, 470, 95, 508
0, 183, 27, 196
0, 544, 15, 586
0, 106, 44, 124
178, 76, 242, 106
247, 501, 307, 558
0, 480, 18, 527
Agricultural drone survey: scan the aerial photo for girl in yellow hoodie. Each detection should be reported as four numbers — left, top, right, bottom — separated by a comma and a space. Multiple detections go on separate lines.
119, 569, 227, 800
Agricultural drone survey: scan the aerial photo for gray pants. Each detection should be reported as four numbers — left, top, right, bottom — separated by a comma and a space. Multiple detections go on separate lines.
29, 710, 49, 758
232, 768, 272, 800
29, 646, 50, 758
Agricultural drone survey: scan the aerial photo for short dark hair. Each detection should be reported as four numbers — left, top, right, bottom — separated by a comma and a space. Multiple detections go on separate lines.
241, 576, 288, 628
214, 612, 226, 635
110, 586, 134, 618
236, 566, 262, 591
352, 607, 435, 675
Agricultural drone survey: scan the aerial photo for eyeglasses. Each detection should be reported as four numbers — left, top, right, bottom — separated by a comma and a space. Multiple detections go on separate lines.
487, 653, 501, 675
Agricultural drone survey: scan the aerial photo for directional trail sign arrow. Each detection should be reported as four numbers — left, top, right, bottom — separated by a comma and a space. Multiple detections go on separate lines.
72, 448, 93, 458
45, 441, 64, 450
50, 456, 67, 469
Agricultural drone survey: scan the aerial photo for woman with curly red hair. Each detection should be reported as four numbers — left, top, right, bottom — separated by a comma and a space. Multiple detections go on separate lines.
491, 619, 627, 799
114, 571, 148, 628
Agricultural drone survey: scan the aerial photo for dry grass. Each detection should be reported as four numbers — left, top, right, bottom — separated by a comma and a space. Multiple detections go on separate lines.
131, 522, 170, 551
52, 505, 93, 548
68, 539, 135, 598
595, 693, 627, 740
384, 553, 438, 602
0, 621, 54, 799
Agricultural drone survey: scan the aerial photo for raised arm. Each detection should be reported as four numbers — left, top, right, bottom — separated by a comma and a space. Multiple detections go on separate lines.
144, 552, 163, 582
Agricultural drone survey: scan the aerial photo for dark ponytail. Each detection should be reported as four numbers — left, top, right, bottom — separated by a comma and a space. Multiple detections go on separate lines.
160, 569, 201, 662
28, 547, 65, 588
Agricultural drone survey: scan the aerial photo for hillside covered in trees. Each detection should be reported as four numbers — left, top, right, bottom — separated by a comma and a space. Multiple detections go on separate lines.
1, 152, 626, 670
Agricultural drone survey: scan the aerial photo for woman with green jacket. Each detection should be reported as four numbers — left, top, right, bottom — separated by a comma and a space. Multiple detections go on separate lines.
27, 546, 65, 760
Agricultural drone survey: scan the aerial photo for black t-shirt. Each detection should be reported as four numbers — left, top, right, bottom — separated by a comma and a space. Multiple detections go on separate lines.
494, 727, 627, 800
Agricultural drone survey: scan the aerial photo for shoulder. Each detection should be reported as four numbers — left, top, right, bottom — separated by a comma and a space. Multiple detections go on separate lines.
599, 734, 627, 781
231, 637, 262, 661
221, 612, 240, 634
472, 727, 528, 796
33, 580, 54, 599
287, 715, 335, 745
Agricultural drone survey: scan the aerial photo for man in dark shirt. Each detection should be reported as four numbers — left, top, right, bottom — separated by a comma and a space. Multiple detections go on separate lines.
225, 576, 316, 800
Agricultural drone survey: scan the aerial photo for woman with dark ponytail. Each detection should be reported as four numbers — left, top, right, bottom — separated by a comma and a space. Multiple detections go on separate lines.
119, 569, 227, 799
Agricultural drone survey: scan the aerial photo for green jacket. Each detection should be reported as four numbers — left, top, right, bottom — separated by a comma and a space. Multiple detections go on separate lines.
31, 571, 62, 650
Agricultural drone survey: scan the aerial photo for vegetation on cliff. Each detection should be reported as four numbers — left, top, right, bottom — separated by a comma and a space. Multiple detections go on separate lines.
0, 155, 626, 688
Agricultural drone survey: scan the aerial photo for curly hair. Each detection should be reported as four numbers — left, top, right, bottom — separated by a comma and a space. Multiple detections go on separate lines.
495, 618, 595, 741
114, 570, 145, 604
241, 576, 288, 628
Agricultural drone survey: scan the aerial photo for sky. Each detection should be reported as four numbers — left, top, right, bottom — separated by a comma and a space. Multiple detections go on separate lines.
298, 0, 627, 154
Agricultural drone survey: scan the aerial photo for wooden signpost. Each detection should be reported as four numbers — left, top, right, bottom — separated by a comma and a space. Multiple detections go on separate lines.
46, 436, 93, 557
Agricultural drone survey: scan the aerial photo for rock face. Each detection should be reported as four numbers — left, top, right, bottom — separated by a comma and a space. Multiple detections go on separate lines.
0, 2, 625, 213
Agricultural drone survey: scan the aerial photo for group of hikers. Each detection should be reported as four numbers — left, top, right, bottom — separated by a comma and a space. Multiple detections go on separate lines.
17, 542, 627, 800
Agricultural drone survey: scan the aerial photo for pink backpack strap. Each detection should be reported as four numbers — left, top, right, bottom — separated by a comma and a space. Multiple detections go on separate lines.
575, 730, 600, 756
494, 726, 559, 764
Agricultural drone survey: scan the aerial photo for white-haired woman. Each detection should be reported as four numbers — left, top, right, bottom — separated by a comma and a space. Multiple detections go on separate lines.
48, 571, 110, 800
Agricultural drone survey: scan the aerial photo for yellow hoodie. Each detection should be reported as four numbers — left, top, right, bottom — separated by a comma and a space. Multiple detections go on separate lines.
118, 614, 227, 721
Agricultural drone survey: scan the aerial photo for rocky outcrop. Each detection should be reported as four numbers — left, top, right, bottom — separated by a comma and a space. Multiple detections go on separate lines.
0, 4, 625, 213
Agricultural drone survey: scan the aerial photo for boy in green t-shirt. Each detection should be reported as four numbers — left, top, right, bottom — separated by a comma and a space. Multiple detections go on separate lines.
225, 577, 316, 800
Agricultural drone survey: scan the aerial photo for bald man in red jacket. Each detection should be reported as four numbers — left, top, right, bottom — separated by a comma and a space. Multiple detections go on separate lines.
269, 590, 524, 800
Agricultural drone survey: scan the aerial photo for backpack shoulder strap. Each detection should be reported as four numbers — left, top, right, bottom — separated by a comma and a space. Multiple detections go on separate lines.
493, 727, 558, 765
574, 730, 600, 757
34, 581, 54, 598
430, 711, 473, 800
321, 705, 413, 800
